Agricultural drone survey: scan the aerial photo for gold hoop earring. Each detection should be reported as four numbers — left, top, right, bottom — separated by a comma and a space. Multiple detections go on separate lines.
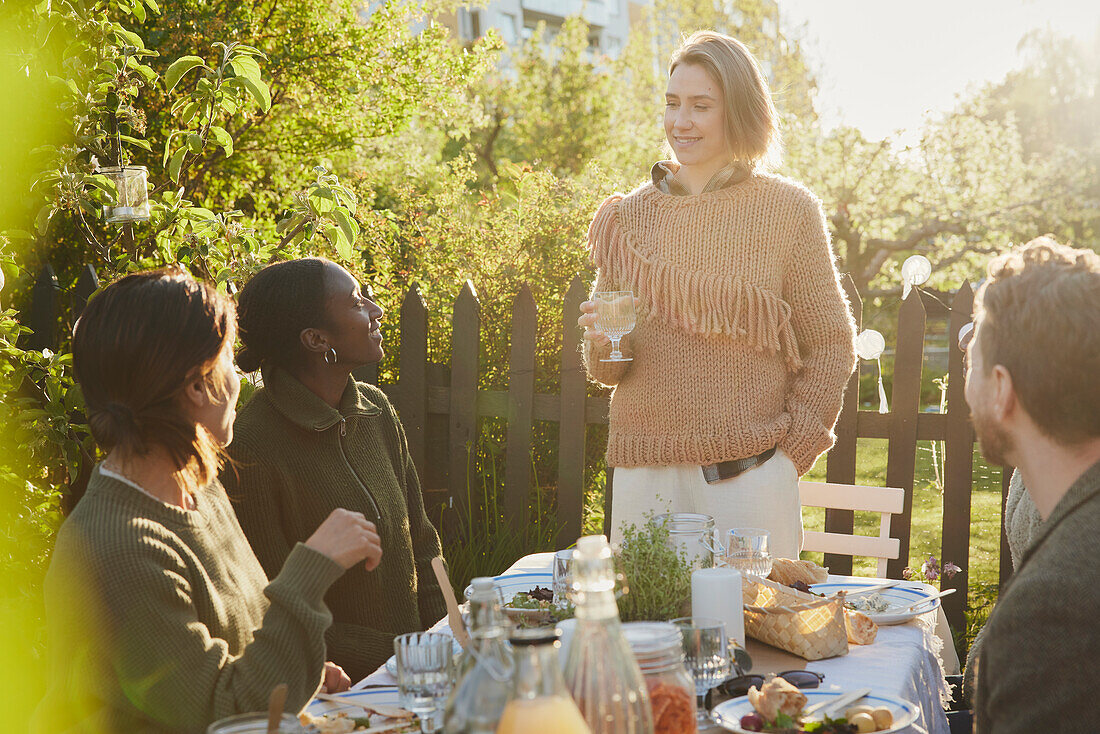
324, 347, 338, 365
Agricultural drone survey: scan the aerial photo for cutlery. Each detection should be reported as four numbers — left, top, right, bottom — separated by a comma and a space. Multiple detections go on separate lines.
266, 683, 287, 734
431, 556, 471, 650
905, 587, 956, 612
803, 687, 872, 718
836, 581, 900, 598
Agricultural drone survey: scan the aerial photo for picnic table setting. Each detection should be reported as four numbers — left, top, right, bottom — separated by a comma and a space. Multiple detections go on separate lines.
305, 515, 961, 734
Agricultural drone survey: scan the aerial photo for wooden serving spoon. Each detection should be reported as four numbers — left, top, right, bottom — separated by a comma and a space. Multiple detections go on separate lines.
431, 556, 471, 650
266, 683, 288, 734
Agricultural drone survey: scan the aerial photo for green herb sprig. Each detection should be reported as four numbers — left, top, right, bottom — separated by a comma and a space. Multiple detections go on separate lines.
615, 511, 694, 622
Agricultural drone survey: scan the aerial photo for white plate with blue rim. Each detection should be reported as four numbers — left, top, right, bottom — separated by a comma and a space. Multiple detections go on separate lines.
811, 579, 941, 626
711, 689, 919, 733
462, 570, 554, 602
305, 687, 414, 729
383, 636, 464, 677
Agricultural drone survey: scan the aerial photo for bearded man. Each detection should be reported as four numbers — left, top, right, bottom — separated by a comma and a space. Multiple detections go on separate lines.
965, 237, 1100, 733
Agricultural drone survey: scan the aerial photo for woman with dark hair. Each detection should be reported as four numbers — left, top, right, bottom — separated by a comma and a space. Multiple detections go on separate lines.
223, 257, 447, 681
33, 268, 382, 733
578, 31, 856, 557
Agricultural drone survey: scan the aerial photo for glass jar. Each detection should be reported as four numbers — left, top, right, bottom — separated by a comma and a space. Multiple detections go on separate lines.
206, 713, 305, 733
564, 535, 654, 734
656, 513, 717, 570
623, 622, 697, 734
97, 165, 150, 224
443, 577, 514, 733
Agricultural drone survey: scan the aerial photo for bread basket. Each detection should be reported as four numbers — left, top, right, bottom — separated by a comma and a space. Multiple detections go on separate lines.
741, 575, 848, 661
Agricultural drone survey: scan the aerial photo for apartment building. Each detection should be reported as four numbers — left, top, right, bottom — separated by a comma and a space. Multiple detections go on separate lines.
439, 0, 651, 59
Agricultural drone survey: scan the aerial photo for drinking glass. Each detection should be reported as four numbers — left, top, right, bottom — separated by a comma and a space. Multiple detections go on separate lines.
552, 549, 574, 606
394, 632, 456, 733
593, 291, 636, 362
725, 528, 773, 578
671, 616, 731, 725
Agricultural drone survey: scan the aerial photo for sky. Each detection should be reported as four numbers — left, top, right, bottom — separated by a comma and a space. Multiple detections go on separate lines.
774, 0, 1100, 141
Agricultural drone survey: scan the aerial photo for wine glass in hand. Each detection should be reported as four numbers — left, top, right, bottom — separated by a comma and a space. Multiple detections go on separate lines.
592, 291, 636, 362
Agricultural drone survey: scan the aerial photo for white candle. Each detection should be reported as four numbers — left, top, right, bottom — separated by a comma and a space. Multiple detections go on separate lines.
691, 567, 744, 647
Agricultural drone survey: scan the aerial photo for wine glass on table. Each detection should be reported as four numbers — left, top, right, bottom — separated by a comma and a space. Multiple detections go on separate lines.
394, 632, 456, 733
671, 616, 732, 727
725, 528, 773, 578
593, 291, 636, 362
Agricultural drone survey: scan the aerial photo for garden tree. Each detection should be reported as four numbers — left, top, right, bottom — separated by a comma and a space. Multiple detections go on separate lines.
781, 111, 1074, 294
962, 29, 1100, 247
465, 16, 639, 180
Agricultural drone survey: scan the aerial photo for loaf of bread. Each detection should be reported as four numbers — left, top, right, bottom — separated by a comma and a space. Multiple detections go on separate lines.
747, 677, 808, 721
767, 558, 830, 587
844, 609, 878, 645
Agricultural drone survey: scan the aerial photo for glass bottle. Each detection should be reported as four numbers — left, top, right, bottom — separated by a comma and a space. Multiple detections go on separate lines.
443, 577, 514, 734
563, 535, 655, 734
623, 622, 697, 734
496, 627, 591, 734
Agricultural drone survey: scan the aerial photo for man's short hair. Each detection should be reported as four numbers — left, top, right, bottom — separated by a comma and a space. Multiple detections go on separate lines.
975, 236, 1100, 444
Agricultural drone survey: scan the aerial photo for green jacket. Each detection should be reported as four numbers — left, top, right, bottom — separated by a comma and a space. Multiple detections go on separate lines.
975, 458, 1100, 733
32, 467, 343, 733
222, 366, 447, 681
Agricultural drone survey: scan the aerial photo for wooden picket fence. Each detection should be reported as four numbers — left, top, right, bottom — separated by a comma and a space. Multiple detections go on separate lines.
22, 263, 1013, 631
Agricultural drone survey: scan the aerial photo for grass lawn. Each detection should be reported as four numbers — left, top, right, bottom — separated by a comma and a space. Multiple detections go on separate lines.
800, 438, 1006, 662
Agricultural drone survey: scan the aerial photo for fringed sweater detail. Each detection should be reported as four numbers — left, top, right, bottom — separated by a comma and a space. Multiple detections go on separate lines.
582, 175, 857, 474
588, 195, 803, 371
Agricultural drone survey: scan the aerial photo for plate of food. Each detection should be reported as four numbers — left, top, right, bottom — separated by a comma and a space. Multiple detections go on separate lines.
303, 688, 419, 733
463, 571, 562, 625
711, 679, 918, 734
810, 580, 941, 626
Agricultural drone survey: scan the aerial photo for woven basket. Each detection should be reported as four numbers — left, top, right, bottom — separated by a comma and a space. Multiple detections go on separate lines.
741, 575, 848, 661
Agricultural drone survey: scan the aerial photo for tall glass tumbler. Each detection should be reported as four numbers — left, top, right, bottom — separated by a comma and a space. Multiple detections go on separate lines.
394, 632, 456, 733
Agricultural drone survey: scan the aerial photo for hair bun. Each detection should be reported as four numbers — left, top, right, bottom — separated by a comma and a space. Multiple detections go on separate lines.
236, 346, 262, 373
89, 401, 140, 448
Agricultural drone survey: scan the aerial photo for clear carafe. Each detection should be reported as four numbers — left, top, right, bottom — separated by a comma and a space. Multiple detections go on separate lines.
496, 627, 591, 734
443, 577, 514, 733
564, 535, 655, 734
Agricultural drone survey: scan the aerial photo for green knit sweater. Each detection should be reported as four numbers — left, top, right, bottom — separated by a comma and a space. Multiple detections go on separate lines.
32, 467, 345, 733
222, 367, 448, 681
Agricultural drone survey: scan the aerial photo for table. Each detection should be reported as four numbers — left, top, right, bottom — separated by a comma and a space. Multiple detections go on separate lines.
352, 552, 956, 734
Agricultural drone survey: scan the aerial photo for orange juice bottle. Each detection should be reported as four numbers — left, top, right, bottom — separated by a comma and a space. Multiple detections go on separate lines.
495, 628, 591, 734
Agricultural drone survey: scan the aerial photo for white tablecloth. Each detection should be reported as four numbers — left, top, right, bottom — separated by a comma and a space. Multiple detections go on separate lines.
353, 552, 954, 734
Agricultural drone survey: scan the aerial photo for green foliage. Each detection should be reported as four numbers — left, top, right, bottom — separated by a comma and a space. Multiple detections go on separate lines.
615, 511, 694, 623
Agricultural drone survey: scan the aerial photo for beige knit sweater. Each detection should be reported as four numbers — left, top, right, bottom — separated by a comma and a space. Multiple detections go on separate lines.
582, 174, 857, 475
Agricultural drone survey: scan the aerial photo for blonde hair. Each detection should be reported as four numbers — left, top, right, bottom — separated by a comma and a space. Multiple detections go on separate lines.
669, 31, 780, 169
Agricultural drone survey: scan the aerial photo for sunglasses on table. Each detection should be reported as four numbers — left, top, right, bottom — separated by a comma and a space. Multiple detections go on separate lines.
706, 670, 825, 709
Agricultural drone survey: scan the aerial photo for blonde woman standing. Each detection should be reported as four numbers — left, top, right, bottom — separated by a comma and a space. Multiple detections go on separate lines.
578, 31, 856, 559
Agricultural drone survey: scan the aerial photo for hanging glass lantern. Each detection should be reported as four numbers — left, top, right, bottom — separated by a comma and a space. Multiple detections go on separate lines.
98, 165, 150, 224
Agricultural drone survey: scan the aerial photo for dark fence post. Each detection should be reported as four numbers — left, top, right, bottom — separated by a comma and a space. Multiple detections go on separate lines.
504, 284, 536, 539
824, 274, 863, 574
398, 283, 429, 477
886, 290, 926, 578
940, 281, 974, 629
28, 264, 60, 351
557, 276, 588, 543
73, 264, 99, 321
448, 281, 480, 524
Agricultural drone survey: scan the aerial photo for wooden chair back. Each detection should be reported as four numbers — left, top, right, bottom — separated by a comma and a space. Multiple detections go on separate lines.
799, 481, 905, 578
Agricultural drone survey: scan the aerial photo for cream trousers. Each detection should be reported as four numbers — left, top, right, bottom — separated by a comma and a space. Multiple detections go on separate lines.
609, 450, 803, 561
